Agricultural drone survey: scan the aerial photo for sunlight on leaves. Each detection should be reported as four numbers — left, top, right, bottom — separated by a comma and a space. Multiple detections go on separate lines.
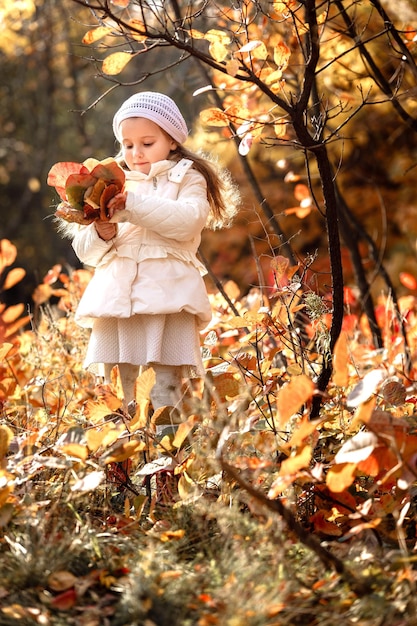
102, 51, 132, 75
334, 431, 378, 464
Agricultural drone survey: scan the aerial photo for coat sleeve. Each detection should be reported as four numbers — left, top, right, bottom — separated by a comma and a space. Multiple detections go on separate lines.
72, 223, 114, 267
109, 169, 210, 241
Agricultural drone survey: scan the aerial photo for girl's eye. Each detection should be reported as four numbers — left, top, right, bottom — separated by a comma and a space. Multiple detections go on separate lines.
143, 143, 153, 147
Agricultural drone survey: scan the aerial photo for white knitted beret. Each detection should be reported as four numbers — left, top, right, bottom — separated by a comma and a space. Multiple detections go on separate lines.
112, 91, 188, 144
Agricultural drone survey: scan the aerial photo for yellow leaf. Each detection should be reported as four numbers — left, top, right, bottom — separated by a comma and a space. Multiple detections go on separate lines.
86, 422, 124, 453
3, 268, 25, 290
265, 69, 283, 85
102, 51, 132, 76
0, 425, 13, 459
129, 398, 150, 431
274, 41, 291, 69
0, 343, 13, 361
326, 462, 356, 493
136, 367, 156, 402
172, 416, 199, 449
276, 374, 315, 426
84, 395, 122, 424
61, 443, 89, 461
238, 40, 268, 60
0, 239, 17, 273
333, 330, 349, 387
82, 25, 112, 45
205, 29, 231, 45
209, 41, 229, 63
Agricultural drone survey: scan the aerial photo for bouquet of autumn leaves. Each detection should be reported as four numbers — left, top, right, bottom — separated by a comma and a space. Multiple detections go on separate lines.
47, 158, 125, 224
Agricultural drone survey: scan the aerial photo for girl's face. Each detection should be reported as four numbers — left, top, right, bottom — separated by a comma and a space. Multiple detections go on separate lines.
120, 117, 177, 175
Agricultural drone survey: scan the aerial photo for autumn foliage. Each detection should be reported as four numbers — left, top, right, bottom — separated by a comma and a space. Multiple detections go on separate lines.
1, 238, 417, 621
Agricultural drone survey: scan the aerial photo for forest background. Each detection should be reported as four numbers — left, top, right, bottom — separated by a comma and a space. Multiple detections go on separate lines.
2, 0, 417, 624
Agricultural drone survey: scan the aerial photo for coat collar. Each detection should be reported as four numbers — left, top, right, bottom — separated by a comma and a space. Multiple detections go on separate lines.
125, 159, 177, 182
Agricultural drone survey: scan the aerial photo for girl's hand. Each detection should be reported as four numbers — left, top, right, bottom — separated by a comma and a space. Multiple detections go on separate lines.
95, 220, 117, 241
106, 192, 127, 218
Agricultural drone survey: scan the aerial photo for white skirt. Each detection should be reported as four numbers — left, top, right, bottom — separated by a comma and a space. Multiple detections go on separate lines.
84, 311, 204, 377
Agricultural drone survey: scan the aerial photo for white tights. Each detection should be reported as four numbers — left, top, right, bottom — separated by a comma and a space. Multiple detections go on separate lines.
102, 362, 182, 412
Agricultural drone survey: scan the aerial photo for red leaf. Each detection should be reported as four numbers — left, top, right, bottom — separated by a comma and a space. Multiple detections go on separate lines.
399, 272, 417, 290
50, 588, 77, 610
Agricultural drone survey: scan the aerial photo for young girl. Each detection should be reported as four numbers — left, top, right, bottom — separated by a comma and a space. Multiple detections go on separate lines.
70, 91, 238, 424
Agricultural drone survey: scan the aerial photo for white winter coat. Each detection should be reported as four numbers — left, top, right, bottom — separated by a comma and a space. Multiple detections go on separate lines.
72, 158, 212, 329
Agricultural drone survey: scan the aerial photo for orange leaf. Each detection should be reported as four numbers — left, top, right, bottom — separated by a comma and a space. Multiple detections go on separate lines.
0, 239, 17, 273
284, 416, 323, 449
270, 255, 289, 279
0, 342, 13, 360
310, 510, 342, 536
280, 444, 312, 475
325, 463, 356, 492
103, 439, 146, 464
2, 304, 24, 324
5, 315, 31, 337
102, 51, 132, 75
3, 268, 25, 290
276, 374, 315, 426
399, 272, 417, 290
294, 183, 310, 202
199, 107, 229, 127
332, 330, 349, 387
